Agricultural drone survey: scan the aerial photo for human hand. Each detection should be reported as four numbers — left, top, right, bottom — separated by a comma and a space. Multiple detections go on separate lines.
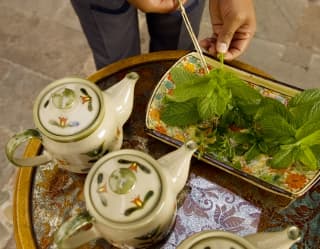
200, 0, 256, 61
127, 0, 187, 13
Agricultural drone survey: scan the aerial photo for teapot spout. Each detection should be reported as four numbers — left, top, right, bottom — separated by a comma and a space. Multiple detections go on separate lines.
244, 226, 301, 249
105, 72, 139, 126
157, 141, 197, 195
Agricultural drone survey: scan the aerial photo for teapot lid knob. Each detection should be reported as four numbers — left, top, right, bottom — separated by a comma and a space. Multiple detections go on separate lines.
33, 78, 104, 142
287, 226, 301, 241
85, 150, 163, 224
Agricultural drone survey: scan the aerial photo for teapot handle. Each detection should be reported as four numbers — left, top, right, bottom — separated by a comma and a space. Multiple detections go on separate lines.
54, 211, 101, 249
5, 129, 52, 167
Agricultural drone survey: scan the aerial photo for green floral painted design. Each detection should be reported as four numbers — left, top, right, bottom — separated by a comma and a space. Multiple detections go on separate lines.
124, 190, 154, 216
118, 159, 151, 174
83, 143, 105, 158
80, 88, 93, 111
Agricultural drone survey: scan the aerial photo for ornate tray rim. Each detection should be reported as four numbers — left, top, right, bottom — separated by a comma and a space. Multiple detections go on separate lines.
145, 52, 320, 199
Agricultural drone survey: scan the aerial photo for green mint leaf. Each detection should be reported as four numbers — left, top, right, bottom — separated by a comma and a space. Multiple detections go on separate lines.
168, 79, 213, 102
228, 130, 255, 145
289, 89, 320, 126
255, 114, 296, 144
255, 97, 295, 125
289, 101, 320, 127
170, 66, 209, 86
197, 92, 220, 120
296, 120, 320, 140
217, 71, 263, 117
311, 145, 320, 166
308, 101, 320, 121
289, 104, 311, 127
297, 146, 318, 170
219, 107, 251, 130
244, 143, 261, 162
218, 53, 224, 69
197, 84, 231, 120
161, 98, 200, 127
227, 78, 261, 104
298, 130, 320, 147
288, 88, 320, 108
208, 69, 225, 84
269, 145, 296, 169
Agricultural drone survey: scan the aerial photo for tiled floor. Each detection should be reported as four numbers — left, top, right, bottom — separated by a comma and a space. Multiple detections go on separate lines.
0, 0, 319, 248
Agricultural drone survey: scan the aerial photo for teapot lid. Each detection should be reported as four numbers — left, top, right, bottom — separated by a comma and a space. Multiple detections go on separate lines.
85, 150, 162, 224
33, 78, 104, 142
177, 230, 256, 249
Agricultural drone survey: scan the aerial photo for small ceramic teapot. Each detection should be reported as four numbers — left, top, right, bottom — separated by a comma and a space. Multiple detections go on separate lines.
177, 226, 301, 249
5, 72, 139, 173
54, 141, 198, 249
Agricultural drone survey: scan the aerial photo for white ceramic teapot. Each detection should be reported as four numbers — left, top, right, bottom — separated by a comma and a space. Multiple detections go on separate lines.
177, 226, 301, 249
54, 141, 198, 249
5, 72, 139, 173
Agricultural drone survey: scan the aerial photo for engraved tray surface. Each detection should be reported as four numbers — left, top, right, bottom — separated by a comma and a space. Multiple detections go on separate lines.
14, 51, 320, 249
145, 52, 320, 199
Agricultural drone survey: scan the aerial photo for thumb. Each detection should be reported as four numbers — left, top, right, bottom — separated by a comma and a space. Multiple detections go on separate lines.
216, 18, 238, 54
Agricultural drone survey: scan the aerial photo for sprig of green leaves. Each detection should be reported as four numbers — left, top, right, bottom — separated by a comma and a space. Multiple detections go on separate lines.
254, 89, 320, 170
160, 56, 320, 171
161, 56, 258, 126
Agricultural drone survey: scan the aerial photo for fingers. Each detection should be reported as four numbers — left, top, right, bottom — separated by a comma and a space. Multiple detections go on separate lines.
202, 0, 256, 61
200, 31, 252, 61
225, 32, 252, 60
199, 37, 217, 55
216, 14, 242, 54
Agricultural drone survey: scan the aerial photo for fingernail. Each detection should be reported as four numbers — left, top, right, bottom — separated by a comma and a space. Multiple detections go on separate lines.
217, 42, 228, 53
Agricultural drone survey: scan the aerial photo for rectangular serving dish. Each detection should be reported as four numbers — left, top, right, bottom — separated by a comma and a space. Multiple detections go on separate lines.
145, 52, 320, 199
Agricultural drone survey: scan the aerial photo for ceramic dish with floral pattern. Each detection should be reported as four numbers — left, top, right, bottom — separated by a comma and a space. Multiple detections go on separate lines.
145, 52, 320, 199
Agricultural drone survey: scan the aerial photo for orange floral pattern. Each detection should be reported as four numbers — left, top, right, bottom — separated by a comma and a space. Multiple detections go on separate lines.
285, 173, 307, 190
149, 108, 161, 123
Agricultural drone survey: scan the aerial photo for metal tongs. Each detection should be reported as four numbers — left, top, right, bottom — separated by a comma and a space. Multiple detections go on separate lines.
177, 0, 210, 74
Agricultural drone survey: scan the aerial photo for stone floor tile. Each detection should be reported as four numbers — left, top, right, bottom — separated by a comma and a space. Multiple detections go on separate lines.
0, 7, 91, 79
306, 54, 320, 87
49, 0, 84, 31
0, 169, 17, 249
4, 239, 16, 249
0, 59, 50, 192
282, 43, 313, 69
293, 3, 320, 52
0, 223, 10, 249
254, 0, 308, 44
0, 59, 52, 129
238, 37, 286, 73
0, 191, 9, 205
0, 0, 82, 32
